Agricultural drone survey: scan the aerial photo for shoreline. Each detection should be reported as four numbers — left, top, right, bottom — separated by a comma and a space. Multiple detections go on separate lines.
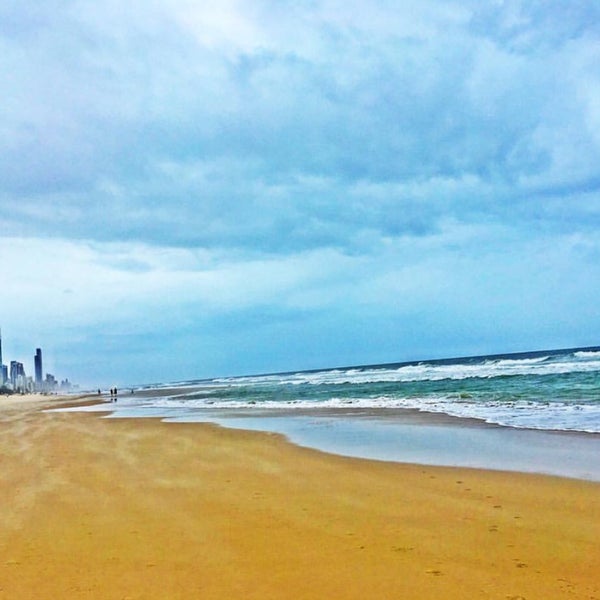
183, 408, 600, 482
1, 395, 599, 599
50, 395, 600, 482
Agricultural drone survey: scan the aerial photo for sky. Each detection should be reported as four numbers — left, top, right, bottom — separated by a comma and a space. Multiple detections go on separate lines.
1, 0, 600, 388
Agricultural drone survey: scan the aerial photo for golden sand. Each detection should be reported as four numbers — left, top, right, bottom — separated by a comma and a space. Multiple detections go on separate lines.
1, 396, 598, 599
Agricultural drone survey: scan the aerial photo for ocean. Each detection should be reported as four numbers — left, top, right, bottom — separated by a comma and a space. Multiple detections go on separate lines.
129, 345, 600, 432
58, 346, 600, 480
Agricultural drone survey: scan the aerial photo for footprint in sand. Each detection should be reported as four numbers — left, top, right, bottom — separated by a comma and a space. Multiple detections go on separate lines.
425, 569, 443, 576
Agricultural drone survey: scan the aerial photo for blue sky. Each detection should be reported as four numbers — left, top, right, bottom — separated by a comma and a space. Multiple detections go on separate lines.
1, 0, 599, 387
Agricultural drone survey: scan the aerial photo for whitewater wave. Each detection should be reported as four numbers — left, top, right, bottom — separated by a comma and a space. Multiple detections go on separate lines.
140, 393, 600, 433
212, 354, 600, 387
574, 350, 600, 359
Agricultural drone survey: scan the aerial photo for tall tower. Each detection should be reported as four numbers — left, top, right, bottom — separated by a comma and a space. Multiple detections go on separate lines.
10, 361, 25, 388
35, 348, 43, 389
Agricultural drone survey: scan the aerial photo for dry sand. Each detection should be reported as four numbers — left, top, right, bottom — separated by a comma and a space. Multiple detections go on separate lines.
1, 395, 598, 599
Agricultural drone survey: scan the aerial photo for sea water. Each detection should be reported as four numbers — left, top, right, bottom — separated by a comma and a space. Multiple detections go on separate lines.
134, 346, 600, 433
57, 346, 600, 480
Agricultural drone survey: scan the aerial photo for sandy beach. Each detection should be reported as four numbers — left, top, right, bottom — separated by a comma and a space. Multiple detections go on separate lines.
1, 395, 599, 599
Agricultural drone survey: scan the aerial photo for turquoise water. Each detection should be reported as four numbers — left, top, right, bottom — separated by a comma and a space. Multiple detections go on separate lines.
137, 346, 600, 433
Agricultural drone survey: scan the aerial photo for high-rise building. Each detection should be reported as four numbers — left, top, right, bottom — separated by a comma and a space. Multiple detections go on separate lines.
45, 373, 57, 390
10, 361, 25, 388
34, 348, 43, 388
0, 328, 3, 384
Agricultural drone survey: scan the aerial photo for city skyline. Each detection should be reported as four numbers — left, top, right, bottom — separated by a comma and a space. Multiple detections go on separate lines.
0, 329, 71, 393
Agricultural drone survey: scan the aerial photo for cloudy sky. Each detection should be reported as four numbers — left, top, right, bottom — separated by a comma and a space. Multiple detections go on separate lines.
1, 0, 599, 387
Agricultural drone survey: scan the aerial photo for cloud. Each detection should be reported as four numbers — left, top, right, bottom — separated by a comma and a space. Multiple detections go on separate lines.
3, 2, 599, 201
470, 1, 600, 51
3, 215, 599, 383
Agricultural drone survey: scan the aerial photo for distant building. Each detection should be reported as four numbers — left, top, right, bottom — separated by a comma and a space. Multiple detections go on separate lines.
10, 361, 25, 387
24, 376, 34, 393
0, 328, 3, 385
0, 331, 74, 392
45, 373, 58, 391
34, 348, 43, 389
9, 361, 28, 392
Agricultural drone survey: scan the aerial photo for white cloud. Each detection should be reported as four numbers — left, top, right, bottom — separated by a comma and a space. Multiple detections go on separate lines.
0, 236, 361, 332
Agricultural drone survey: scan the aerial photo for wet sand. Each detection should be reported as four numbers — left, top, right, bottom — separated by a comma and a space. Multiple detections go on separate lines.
183, 406, 600, 481
1, 395, 599, 599
66, 398, 600, 481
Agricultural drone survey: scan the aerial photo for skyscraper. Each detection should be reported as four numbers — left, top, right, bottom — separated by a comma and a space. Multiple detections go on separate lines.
10, 361, 25, 388
35, 348, 43, 389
